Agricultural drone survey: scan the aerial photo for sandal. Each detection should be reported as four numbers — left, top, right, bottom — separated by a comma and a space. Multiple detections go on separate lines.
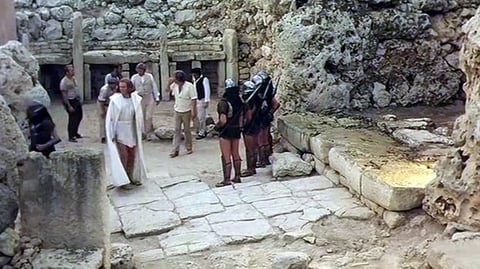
215, 180, 232, 187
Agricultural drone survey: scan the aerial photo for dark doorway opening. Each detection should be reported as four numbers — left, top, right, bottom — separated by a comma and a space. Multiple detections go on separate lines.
39, 64, 64, 98
175, 61, 219, 96
90, 64, 118, 99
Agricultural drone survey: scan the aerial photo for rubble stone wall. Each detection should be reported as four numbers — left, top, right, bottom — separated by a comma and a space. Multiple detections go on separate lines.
13, 0, 479, 110
423, 8, 480, 231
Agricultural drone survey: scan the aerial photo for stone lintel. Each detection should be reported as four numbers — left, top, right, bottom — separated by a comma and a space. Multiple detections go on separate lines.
171, 52, 195, 62
195, 51, 225, 61
83, 50, 152, 64
34, 53, 72, 65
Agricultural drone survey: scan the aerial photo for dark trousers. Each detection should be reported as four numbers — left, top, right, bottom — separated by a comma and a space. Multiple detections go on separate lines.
64, 98, 83, 139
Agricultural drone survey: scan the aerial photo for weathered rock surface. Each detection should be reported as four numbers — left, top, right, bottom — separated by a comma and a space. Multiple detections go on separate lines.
423, 11, 480, 230
271, 251, 311, 269
32, 248, 104, 269
110, 243, 134, 269
271, 152, 313, 178
427, 238, 480, 269
0, 184, 18, 232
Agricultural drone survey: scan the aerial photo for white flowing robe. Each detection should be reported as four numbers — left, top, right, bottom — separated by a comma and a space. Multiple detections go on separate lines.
105, 92, 147, 186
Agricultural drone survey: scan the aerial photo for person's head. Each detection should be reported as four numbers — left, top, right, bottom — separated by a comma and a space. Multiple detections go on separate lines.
65, 64, 74, 77
118, 78, 134, 97
107, 77, 119, 91
191, 68, 201, 79
26, 101, 51, 125
136, 63, 146, 76
174, 70, 187, 86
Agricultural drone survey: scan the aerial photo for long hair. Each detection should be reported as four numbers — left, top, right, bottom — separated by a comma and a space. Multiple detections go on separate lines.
119, 78, 135, 93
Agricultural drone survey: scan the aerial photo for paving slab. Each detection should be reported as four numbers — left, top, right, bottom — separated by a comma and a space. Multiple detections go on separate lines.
171, 190, 219, 208
211, 219, 275, 244
118, 204, 181, 238
300, 207, 331, 222
270, 212, 310, 233
176, 202, 224, 219
282, 175, 334, 193
135, 249, 165, 264
163, 181, 210, 200
310, 188, 353, 202
213, 187, 244, 207
109, 180, 168, 208
109, 202, 122, 234
252, 197, 304, 217
239, 184, 291, 203
206, 204, 264, 224
152, 174, 200, 188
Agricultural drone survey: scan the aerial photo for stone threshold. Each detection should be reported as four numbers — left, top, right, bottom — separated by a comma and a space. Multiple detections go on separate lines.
277, 112, 437, 213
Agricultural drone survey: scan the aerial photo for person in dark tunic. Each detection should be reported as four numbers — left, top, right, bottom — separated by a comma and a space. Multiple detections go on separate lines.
26, 102, 61, 158
214, 79, 244, 187
240, 81, 263, 177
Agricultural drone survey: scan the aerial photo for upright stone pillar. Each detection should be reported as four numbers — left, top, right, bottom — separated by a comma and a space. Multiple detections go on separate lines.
159, 24, 170, 101
72, 12, 84, 100
18, 150, 110, 267
84, 64, 91, 100
223, 29, 239, 83
0, 0, 16, 45
217, 61, 226, 97
151, 62, 160, 99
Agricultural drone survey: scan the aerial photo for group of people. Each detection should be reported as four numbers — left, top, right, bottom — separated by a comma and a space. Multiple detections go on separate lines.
214, 71, 279, 187
25, 63, 279, 190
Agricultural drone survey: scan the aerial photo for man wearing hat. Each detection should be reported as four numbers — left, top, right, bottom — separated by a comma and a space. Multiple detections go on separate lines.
131, 62, 160, 139
191, 67, 211, 139
98, 77, 118, 143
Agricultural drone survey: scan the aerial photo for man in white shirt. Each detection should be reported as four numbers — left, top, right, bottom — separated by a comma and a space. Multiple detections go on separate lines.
130, 63, 160, 139
191, 68, 211, 139
166, 70, 197, 158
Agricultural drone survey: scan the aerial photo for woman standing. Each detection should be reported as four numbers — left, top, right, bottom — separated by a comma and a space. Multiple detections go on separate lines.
105, 78, 147, 188
215, 79, 244, 187
26, 101, 61, 158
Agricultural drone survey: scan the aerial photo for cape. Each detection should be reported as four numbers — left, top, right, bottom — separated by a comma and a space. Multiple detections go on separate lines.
105, 92, 147, 186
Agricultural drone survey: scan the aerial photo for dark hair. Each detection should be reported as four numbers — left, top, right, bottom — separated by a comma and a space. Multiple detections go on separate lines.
119, 78, 135, 93
64, 64, 73, 74
191, 68, 201, 75
174, 70, 187, 83
136, 62, 146, 70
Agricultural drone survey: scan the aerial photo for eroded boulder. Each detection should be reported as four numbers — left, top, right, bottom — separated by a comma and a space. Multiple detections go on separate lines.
271, 152, 313, 178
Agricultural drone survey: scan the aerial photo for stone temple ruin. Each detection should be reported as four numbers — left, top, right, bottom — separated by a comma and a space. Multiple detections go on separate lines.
2, 0, 480, 268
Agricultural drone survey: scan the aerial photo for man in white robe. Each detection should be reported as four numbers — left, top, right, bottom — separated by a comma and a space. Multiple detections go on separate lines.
105, 80, 147, 188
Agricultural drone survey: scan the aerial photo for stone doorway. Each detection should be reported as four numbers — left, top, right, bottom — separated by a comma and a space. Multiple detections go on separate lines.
39, 64, 64, 98
176, 61, 220, 96
89, 64, 117, 99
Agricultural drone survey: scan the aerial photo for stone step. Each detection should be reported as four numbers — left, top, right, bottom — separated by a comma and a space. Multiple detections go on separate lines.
278, 114, 437, 211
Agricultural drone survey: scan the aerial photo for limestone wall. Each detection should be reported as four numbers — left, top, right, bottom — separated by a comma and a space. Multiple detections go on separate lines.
423, 8, 480, 231
14, 0, 478, 111
0, 0, 16, 45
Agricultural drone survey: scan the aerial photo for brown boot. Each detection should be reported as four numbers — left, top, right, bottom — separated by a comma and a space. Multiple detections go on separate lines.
233, 159, 242, 183
216, 156, 232, 187
241, 154, 256, 177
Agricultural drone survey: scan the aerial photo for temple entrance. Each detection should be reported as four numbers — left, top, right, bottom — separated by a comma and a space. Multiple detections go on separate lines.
175, 60, 220, 96
39, 64, 64, 98
90, 64, 118, 99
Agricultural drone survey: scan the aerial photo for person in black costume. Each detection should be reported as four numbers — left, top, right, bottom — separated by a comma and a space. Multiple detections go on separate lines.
214, 79, 244, 187
240, 81, 263, 177
26, 102, 61, 157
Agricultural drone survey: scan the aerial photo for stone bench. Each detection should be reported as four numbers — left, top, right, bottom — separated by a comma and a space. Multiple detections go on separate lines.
278, 113, 437, 213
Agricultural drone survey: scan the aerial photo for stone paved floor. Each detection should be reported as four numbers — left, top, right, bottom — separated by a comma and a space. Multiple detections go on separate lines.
109, 174, 374, 259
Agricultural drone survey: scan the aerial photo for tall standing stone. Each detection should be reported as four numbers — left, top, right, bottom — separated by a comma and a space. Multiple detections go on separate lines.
18, 149, 110, 267
72, 12, 84, 100
159, 24, 170, 101
0, 0, 16, 45
223, 29, 238, 83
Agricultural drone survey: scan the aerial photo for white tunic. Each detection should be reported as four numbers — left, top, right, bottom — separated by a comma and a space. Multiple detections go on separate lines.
116, 97, 137, 147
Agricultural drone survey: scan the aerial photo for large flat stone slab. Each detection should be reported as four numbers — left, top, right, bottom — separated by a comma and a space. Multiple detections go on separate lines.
206, 204, 264, 224
158, 219, 223, 256
109, 180, 167, 208
252, 197, 305, 217
118, 203, 181, 238
163, 181, 210, 200
211, 219, 275, 244
361, 163, 435, 211
323, 128, 435, 211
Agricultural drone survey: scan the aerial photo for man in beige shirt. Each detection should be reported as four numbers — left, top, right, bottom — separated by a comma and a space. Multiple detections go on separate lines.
166, 70, 197, 158
60, 64, 83, 142
131, 63, 160, 139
